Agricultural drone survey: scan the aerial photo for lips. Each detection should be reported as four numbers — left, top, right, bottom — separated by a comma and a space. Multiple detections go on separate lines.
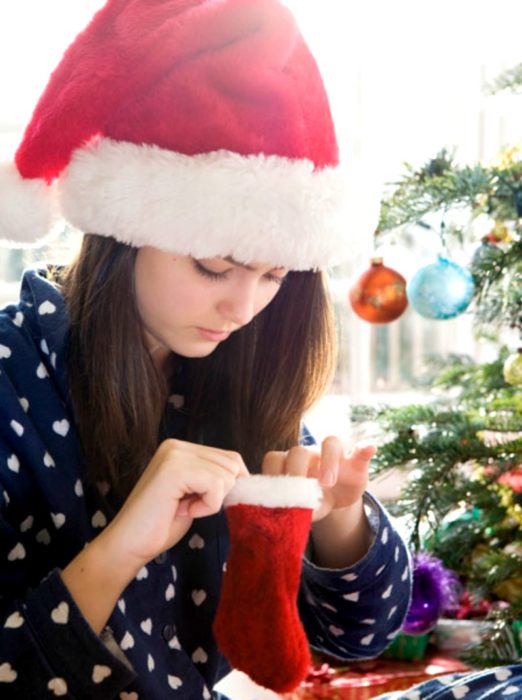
197, 327, 232, 342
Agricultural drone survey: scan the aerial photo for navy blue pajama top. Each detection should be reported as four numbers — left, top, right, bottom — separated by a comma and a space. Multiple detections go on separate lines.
0, 268, 413, 699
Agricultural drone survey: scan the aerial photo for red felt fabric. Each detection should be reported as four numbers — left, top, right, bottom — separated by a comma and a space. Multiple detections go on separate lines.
213, 503, 314, 693
15, 0, 338, 181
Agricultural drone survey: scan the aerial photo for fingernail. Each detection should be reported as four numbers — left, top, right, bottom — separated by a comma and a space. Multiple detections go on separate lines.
322, 470, 336, 487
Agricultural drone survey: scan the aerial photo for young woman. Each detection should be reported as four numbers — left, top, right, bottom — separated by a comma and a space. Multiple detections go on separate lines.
0, 0, 412, 697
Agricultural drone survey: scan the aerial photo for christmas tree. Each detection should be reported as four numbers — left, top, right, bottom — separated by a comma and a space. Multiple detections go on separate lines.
354, 63, 522, 666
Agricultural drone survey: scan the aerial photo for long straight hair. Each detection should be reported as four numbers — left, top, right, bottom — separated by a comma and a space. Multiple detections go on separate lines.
62, 234, 336, 505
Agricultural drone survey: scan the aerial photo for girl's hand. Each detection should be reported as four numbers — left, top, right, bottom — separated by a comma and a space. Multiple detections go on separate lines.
261, 436, 375, 522
100, 439, 249, 574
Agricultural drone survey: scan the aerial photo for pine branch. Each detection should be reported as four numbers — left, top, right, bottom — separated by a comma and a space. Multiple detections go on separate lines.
485, 62, 522, 95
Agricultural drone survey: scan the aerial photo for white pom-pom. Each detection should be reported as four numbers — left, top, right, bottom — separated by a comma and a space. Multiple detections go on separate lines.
0, 162, 59, 247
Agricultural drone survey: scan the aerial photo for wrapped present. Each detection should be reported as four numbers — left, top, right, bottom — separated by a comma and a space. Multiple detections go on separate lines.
283, 652, 470, 699
383, 632, 430, 661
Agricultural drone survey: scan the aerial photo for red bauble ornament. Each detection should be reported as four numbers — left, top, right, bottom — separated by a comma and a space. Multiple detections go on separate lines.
349, 258, 408, 323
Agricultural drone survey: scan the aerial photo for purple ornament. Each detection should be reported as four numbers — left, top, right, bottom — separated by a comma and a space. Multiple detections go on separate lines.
402, 552, 460, 636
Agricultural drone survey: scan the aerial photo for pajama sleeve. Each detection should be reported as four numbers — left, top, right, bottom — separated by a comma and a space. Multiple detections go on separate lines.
298, 424, 413, 660
0, 335, 136, 697
299, 493, 412, 660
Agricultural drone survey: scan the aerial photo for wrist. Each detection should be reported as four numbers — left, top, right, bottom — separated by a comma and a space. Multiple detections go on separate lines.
311, 499, 373, 568
60, 530, 142, 635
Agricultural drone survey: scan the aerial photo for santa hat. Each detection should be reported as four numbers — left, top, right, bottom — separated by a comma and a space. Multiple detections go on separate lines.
0, 0, 351, 270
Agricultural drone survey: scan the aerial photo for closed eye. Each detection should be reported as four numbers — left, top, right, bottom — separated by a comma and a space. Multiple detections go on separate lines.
191, 259, 230, 281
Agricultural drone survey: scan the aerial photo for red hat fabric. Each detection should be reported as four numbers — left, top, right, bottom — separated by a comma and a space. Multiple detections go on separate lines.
0, 0, 350, 270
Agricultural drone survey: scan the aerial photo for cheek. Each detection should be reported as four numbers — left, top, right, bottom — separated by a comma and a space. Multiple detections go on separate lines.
254, 284, 282, 315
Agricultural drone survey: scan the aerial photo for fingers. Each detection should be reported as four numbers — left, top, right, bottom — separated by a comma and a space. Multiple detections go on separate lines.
319, 436, 344, 487
160, 439, 249, 478
261, 447, 320, 476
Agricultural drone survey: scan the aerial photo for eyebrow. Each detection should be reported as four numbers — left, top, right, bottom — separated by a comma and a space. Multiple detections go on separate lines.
223, 256, 286, 272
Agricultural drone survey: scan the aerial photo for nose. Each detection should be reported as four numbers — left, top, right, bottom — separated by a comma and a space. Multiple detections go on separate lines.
216, 280, 258, 327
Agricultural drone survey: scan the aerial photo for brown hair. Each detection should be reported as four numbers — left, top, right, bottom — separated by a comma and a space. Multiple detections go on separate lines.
62, 234, 336, 505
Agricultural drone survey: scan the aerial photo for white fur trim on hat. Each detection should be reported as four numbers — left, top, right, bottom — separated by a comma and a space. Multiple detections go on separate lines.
224, 475, 322, 509
58, 138, 351, 270
0, 162, 59, 247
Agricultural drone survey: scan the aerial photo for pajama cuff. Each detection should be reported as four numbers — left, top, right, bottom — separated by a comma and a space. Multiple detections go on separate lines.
24, 569, 136, 699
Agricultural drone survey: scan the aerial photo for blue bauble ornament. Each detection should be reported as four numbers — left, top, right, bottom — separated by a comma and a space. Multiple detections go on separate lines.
407, 256, 475, 320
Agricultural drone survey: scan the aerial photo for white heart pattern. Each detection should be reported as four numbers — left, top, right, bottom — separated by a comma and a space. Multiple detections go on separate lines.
381, 526, 389, 544
168, 675, 183, 689
382, 584, 393, 599
388, 605, 398, 619
92, 510, 107, 528
40, 339, 49, 354
342, 591, 359, 602
203, 688, 211, 700
51, 513, 66, 529
120, 631, 134, 650
38, 300, 57, 315
118, 599, 126, 614
92, 665, 112, 684
13, 312, 24, 327
36, 529, 51, 545
168, 635, 181, 650
496, 669, 513, 682
328, 625, 344, 637
10, 420, 24, 437
51, 602, 69, 625
0, 662, 17, 682
136, 566, 148, 581
8, 543, 26, 561
147, 654, 155, 672
74, 480, 84, 497
5, 611, 24, 629
43, 452, 55, 468
502, 687, 520, 696
452, 686, 470, 699
36, 362, 49, 379
191, 590, 207, 606
140, 618, 152, 635
7, 454, 19, 473
341, 572, 358, 582
18, 397, 29, 412
20, 516, 34, 533
188, 534, 205, 549
165, 583, 175, 601
360, 633, 375, 646
0, 344, 12, 359
192, 647, 208, 664
120, 693, 138, 700
52, 419, 70, 437
48, 678, 68, 696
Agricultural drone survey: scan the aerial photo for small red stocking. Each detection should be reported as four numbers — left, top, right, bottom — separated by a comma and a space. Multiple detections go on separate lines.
213, 475, 322, 693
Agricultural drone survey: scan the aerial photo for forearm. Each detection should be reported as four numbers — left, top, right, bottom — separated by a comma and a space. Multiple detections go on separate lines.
60, 530, 141, 635
310, 499, 374, 569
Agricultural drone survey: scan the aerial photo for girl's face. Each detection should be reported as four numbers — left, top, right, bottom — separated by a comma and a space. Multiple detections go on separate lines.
134, 247, 288, 366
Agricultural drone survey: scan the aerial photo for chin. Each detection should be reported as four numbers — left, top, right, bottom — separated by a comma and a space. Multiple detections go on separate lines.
175, 344, 218, 359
